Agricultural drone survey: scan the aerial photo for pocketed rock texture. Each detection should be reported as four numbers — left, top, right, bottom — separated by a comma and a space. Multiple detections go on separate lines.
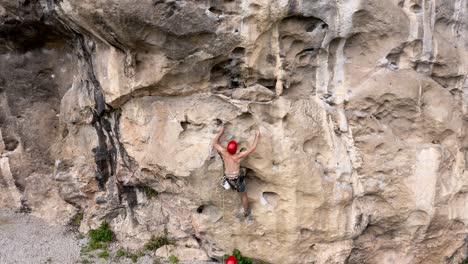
0, 0, 467, 263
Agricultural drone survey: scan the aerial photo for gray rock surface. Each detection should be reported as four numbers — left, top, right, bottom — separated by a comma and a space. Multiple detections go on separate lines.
0, 210, 80, 264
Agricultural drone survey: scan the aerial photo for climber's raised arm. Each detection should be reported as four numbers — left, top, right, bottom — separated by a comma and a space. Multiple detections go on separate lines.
213, 126, 226, 153
237, 130, 260, 159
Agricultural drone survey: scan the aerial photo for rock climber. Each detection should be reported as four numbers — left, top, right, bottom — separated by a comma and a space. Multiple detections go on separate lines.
213, 125, 259, 218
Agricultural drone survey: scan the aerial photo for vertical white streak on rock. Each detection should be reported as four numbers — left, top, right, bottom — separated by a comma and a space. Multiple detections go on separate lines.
315, 50, 330, 96
430, 0, 438, 60
317, 104, 353, 180
406, 4, 420, 41
421, 0, 435, 61
406, 147, 440, 215
334, 38, 347, 104
271, 23, 284, 96
342, 1, 359, 35
337, 108, 348, 132
336, 0, 361, 36
240, 0, 253, 43
417, 78, 423, 114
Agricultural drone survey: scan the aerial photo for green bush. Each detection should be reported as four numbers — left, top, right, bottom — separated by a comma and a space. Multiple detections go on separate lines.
116, 248, 145, 263
88, 221, 113, 243
168, 255, 179, 264
461, 258, 468, 264
98, 250, 109, 259
80, 221, 113, 256
116, 248, 126, 257
143, 186, 158, 199
144, 229, 173, 251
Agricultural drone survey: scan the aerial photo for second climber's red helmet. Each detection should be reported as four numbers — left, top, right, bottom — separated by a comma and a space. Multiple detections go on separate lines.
227, 140, 237, 154
225, 255, 238, 264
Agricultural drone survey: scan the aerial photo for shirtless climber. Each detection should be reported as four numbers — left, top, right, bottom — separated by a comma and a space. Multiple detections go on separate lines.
213, 126, 260, 218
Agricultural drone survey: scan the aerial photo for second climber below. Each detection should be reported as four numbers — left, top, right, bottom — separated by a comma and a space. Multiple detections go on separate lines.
213, 125, 260, 218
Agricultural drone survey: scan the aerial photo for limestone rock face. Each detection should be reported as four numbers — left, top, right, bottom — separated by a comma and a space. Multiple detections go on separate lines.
0, 0, 467, 263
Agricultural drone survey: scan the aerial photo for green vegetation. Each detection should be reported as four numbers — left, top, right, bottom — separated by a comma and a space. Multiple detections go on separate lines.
88, 221, 113, 243
80, 259, 91, 264
461, 258, 468, 264
97, 250, 109, 259
116, 248, 126, 257
80, 221, 113, 260
223, 249, 265, 264
168, 255, 179, 264
72, 212, 84, 226
143, 186, 158, 199
144, 229, 173, 251
153, 259, 161, 264
116, 248, 145, 263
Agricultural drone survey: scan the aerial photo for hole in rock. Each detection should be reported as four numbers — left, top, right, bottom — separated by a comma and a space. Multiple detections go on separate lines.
262, 192, 280, 208
194, 236, 202, 245
266, 54, 276, 64
210, 64, 224, 77
196, 205, 205, 214
166, 174, 177, 183
3, 136, 19, 151
230, 79, 240, 88
231, 47, 245, 58
195, 204, 222, 222
214, 118, 223, 125
165, 5, 176, 18
411, 4, 422, 13
258, 78, 277, 90
180, 121, 189, 130
355, 213, 363, 228
19, 199, 31, 213
61, 127, 69, 138
249, 3, 260, 10
238, 112, 253, 120
210, 59, 242, 90
303, 137, 319, 154
302, 47, 315, 53
389, 61, 398, 69
306, 23, 319, 32
208, 6, 223, 15
300, 228, 313, 236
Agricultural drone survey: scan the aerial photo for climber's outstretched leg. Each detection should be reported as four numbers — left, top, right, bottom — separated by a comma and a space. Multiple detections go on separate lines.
238, 176, 249, 217
240, 192, 249, 216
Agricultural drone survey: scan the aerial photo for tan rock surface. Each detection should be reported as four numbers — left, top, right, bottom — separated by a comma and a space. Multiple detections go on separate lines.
0, 0, 467, 263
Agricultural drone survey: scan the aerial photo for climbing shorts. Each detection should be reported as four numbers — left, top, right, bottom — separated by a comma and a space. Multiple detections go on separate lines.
224, 170, 246, 193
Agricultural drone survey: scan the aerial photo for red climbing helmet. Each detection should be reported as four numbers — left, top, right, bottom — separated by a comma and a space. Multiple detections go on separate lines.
227, 140, 237, 154
225, 255, 237, 264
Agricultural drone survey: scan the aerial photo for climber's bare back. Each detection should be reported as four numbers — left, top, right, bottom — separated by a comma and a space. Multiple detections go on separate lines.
220, 151, 243, 174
